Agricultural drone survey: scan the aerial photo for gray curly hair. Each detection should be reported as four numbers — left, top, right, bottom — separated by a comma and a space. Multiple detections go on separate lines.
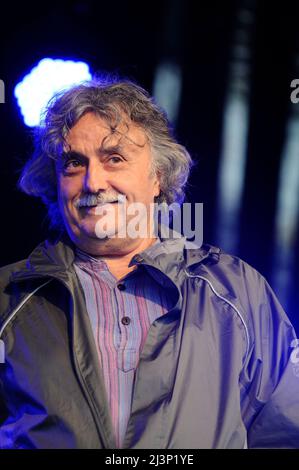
18, 76, 194, 230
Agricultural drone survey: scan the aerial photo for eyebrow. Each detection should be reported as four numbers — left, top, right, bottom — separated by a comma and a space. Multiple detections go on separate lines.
61, 144, 126, 162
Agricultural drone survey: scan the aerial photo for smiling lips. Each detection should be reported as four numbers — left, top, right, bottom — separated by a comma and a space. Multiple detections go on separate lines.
80, 201, 119, 216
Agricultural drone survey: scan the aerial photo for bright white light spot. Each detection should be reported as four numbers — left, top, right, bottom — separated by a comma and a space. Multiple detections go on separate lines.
14, 58, 92, 127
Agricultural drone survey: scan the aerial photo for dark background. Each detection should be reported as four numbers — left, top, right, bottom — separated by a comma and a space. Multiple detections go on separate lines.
0, 0, 299, 331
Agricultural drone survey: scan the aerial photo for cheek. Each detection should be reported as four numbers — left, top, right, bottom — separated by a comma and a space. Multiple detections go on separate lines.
57, 177, 80, 204
57, 184, 68, 207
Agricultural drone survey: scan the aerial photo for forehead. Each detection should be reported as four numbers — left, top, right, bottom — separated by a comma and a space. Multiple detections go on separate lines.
65, 112, 148, 151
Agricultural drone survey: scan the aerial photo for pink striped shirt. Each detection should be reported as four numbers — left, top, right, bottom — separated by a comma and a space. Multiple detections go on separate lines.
73, 240, 173, 447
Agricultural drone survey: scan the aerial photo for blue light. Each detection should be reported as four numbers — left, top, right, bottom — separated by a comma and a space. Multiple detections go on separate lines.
153, 61, 182, 124
14, 58, 92, 127
272, 111, 299, 306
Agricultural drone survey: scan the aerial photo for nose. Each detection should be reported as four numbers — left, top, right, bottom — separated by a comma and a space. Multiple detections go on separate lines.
83, 160, 110, 193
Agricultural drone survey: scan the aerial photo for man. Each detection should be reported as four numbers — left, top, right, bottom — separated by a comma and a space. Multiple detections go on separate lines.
0, 78, 299, 449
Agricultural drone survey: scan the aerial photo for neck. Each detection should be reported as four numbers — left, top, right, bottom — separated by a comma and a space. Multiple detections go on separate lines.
76, 236, 158, 280
106, 237, 158, 279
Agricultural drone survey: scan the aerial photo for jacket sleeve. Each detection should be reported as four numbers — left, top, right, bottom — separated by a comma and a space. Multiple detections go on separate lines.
239, 272, 299, 448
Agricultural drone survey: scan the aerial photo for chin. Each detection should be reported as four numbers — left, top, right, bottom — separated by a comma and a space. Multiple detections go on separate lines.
80, 223, 121, 242
66, 215, 128, 244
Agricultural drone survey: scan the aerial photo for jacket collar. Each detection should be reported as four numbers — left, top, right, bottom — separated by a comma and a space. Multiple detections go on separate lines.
10, 230, 221, 286
10, 232, 76, 284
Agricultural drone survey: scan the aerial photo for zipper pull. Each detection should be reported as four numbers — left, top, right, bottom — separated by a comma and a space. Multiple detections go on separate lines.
0, 339, 5, 363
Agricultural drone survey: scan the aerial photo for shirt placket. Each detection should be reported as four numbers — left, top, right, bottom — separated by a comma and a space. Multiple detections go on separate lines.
114, 281, 138, 372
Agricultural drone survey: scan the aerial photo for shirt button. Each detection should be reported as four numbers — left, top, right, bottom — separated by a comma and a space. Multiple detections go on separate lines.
121, 316, 131, 325
117, 283, 126, 291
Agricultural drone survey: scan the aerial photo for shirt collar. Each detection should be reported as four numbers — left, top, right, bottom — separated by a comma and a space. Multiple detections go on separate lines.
73, 229, 186, 272
74, 236, 162, 271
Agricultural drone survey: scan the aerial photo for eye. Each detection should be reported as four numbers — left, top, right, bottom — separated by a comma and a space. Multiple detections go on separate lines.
63, 159, 84, 170
108, 155, 123, 164
66, 159, 81, 167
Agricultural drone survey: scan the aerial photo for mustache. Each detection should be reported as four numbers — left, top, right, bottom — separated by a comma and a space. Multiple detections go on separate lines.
74, 193, 126, 208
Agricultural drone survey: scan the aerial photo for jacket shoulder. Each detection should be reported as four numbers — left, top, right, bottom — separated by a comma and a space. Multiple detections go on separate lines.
217, 249, 265, 282
0, 259, 27, 289
189, 243, 265, 284
197, 244, 292, 329
189, 243, 276, 314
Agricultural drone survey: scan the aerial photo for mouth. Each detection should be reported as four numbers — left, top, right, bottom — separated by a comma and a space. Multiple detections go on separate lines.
79, 201, 120, 216
77, 194, 126, 207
